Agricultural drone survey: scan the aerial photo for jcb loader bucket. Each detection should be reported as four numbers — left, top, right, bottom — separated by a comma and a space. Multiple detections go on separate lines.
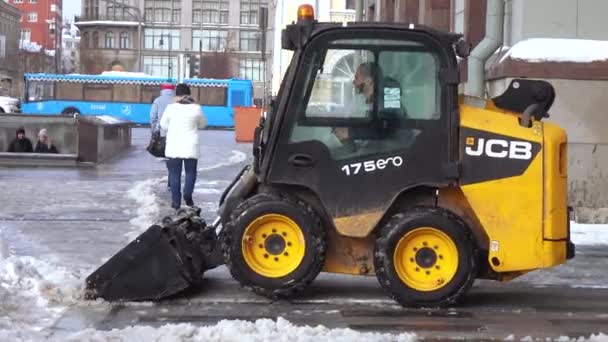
84, 207, 222, 301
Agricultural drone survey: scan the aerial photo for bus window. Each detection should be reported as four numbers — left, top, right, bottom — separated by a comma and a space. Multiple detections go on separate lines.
84, 84, 112, 101
114, 84, 140, 103
141, 85, 159, 104
27, 81, 54, 101
197, 86, 226, 106
56, 82, 83, 101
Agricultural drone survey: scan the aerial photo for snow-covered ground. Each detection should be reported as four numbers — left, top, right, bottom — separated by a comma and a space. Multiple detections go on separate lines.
1, 129, 607, 341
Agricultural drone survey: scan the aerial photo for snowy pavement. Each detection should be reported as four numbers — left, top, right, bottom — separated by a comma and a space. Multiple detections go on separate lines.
1, 128, 608, 341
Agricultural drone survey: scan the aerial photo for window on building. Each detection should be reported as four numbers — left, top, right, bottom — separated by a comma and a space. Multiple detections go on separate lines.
107, 6, 129, 20
20, 29, 31, 41
93, 0, 99, 18
193, 0, 229, 24
143, 56, 178, 77
14, 0, 24, 4
105, 32, 115, 48
144, 0, 181, 22
240, 0, 267, 25
239, 59, 264, 81
51, 4, 57, 12
144, 28, 180, 50
92, 31, 99, 48
346, 0, 355, 9
81, 32, 89, 47
239, 31, 259, 51
0, 36, 5, 59
119, 32, 130, 49
29, 0, 37, 3
192, 30, 227, 51
27, 12, 38, 22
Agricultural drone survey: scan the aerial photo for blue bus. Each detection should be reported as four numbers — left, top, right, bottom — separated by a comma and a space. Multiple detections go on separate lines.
21, 72, 253, 127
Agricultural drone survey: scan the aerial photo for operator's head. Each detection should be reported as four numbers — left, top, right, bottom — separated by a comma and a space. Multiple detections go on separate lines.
353, 62, 378, 100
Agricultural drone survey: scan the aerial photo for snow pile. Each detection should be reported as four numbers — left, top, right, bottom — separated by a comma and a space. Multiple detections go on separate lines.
0, 254, 83, 337
500, 38, 608, 63
95, 115, 126, 124
199, 150, 247, 171
19, 40, 43, 53
571, 222, 608, 246
125, 178, 163, 241
65, 317, 417, 342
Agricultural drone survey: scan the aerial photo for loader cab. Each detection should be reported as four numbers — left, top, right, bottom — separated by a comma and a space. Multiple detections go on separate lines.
257, 17, 463, 233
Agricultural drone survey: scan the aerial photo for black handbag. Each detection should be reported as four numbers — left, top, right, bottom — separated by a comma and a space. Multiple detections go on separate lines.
146, 132, 166, 158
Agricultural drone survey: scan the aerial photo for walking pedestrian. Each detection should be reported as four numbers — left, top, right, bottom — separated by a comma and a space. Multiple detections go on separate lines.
159, 83, 207, 210
150, 83, 175, 190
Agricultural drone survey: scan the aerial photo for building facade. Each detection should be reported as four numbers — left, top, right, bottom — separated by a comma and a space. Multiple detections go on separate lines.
0, 0, 21, 96
360, 0, 608, 222
76, 0, 273, 101
61, 22, 80, 73
8, 0, 62, 50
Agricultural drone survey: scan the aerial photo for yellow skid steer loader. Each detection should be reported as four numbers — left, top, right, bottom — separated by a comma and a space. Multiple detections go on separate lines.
85, 4, 574, 307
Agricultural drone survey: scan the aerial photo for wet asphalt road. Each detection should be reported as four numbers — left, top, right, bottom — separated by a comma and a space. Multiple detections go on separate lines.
1, 128, 607, 341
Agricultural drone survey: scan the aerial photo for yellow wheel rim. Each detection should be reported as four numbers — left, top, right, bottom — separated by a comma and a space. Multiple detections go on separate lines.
242, 214, 306, 278
393, 227, 459, 292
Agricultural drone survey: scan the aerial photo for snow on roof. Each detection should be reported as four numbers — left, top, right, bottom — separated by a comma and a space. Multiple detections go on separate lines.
100, 71, 159, 78
94, 115, 128, 124
500, 38, 608, 63
19, 40, 42, 53
75, 20, 141, 27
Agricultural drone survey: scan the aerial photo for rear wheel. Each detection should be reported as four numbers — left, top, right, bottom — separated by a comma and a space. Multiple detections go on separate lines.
222, 192, 326, 299
61, 107, 80, 116
374, 207, 477, 307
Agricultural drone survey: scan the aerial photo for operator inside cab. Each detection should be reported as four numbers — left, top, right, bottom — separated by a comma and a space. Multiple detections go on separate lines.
331, 60, 419, 157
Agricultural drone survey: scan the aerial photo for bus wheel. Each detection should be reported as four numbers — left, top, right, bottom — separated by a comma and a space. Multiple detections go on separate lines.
61, 107, 80, 116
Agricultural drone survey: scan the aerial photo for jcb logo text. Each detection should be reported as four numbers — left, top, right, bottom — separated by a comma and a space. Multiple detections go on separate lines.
465, 138, 532, 160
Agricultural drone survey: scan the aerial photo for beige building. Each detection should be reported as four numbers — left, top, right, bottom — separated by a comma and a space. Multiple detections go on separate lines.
0, 0, 21, 97
352, 0, 608, 222
75, 0, 273, 101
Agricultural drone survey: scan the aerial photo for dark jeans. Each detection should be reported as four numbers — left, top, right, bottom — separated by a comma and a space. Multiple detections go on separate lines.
167, 158, 198, 209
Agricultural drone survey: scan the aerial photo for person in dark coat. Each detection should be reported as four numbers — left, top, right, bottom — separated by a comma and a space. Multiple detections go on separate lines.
34, 128, 59, 153
8, 127, 33, 153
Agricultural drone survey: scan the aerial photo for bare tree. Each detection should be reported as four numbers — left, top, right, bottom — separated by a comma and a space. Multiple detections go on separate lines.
200, 52, 234, 79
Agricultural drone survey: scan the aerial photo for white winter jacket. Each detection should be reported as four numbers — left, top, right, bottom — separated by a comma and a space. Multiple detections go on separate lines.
159, 98, 207, 159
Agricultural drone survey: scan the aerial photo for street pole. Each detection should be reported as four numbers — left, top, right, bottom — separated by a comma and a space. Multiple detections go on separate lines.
354, 0, 364, 67
259, 7, 268, 108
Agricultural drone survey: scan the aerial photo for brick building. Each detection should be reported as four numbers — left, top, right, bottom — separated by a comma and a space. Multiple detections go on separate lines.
0, 0, 21, 96
8, 0, 62, 51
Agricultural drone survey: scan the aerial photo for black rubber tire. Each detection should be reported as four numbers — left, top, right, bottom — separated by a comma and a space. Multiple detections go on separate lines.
0, 107, 5, 114
374, 206, 477, 308
61, 107, 80, 116
222, 192, 326, 299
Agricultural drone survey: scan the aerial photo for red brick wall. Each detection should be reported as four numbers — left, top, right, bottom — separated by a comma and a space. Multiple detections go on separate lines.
10, 0, 62, 50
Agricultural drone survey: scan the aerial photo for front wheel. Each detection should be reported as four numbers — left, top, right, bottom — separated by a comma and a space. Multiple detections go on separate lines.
61, 107, 80, 116
222, 193, 326, 299
374, 207, 477, 307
